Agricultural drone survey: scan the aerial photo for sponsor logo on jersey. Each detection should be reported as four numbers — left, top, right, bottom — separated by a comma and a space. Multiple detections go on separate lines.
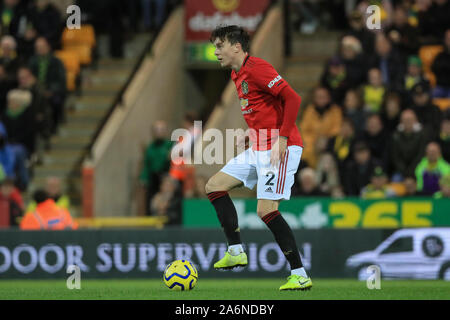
240, 98, 248, 109
242, 108, 253, 115
241, 80, 249, 95
268, 75, 282, 88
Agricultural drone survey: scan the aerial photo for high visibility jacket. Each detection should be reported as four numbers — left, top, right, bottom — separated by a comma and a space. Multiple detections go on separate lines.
20, 199, 78, 230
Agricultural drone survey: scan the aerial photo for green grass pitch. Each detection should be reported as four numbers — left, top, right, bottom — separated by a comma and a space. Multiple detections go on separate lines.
0, 279, 449, 300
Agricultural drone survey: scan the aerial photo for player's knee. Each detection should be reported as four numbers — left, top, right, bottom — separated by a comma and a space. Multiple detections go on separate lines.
257, 210, 271, 219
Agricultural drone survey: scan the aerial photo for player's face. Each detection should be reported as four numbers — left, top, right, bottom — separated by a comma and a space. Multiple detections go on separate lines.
213, 38, 236, 68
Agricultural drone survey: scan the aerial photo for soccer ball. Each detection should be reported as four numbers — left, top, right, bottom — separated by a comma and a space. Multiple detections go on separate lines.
163, 260, 198, 291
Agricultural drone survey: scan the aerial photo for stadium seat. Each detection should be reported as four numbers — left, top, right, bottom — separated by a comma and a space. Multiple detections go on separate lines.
424, 71, 437, 88
389, 182, 406, 197
55, 50, 80, 91
64, 44, 92, 66
62, 24, 96, 48
62, 24, 96, 66
433, 98, 450, 111
419, 45, 443, 73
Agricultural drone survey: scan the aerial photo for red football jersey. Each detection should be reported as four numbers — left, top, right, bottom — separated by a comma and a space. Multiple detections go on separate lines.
231, 55, 303, 150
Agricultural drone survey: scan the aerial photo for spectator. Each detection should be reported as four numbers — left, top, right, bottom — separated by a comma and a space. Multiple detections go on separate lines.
433, 174, 450, 198
415, 142, 450, 195
385, 5, 420, 56
438, 115, 450, 162
150, 174, 182, 225
0, 0, 28, 38
361, 166, 396, 199
0, 120, 28, 191
362, 68, 386, 113
28, 36, 66, 133
342, 89, 367, 136
362, 113, 390, 167
20, 189, 78, 230
0, 35, 20, 79
315, 153, 340, 195
418, 0, 450, 42
0, 121, 15, 180
339, 35, 367, 88
431, 29, 450, 98
26, 176, 70, 212
403, 175, 427, 197
344, 10, 375, 53
139, 120, 174, 215
292, 167, 329, 197
327, 117, 356, 182
368, 33, 405, 90
403, 55, 426, 92
342, 141, 378, 196
0, 178, 23, 226
390, 109, 427, 180
141, 0, 167, 31
17, 66, 52, 153
26, 0, 63, 51
299, 86, 342, 168
0, 63, 15, 114
320, 56, 349, 104
3, 89, 37, 157
410, 81, 442, 141
381, 91, 402, 136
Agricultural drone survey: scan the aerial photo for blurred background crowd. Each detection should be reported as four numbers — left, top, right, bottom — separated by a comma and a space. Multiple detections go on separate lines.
142, 0, 450, 225
0, 0, 180, 227
1, 0, 450, 228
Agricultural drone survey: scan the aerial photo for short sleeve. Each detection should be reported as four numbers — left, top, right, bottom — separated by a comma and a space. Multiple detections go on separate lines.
251, 60, 288, 97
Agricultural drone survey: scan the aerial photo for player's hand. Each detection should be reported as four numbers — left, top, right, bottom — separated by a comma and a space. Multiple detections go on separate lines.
270, 136, 287, 168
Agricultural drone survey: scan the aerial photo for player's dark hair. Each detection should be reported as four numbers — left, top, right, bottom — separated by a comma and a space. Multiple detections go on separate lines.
210, 25, 250, 53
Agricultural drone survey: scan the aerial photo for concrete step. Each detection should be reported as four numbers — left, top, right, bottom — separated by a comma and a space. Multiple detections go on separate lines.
51, 135, 91, 146
76, 95, 113, 106
291, 33, 340, 57
57, 126, 97, 138
69, 107, 109, 119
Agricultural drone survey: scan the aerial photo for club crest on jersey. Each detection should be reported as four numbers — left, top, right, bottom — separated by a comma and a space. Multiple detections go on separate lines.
241, 81, 249, 95
240, 98, 248, 109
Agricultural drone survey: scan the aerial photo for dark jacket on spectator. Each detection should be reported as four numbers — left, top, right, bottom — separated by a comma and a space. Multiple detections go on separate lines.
390, 124, 427, 177
431, 49, 450, 88
362, 129, 390, 168
27, 3, 63, 49
411, 103, 442, 141
342, 158, 378, 196
439, 134, 450, 163
385, 24, 420, 57
418, 1, 450, 41
2, 100, 37, 156
0, 1, 28, 38
369, 51, 405, 90
341, 54, 367, 88
28, 55, 66, 96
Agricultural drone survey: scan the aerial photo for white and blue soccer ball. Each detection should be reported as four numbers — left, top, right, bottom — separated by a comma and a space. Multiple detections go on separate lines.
163, 259, 198, 291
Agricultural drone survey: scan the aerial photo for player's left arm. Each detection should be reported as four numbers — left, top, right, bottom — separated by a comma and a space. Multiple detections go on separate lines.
278, 85, 302, 139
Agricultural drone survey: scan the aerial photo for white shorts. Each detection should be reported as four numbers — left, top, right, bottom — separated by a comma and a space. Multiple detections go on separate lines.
221, 145, 303, 200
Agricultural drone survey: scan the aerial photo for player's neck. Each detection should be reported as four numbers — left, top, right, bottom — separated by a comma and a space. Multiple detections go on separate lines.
232, 52, 248, 72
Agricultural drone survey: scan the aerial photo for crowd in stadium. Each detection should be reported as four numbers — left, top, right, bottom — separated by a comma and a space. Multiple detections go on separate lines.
0, 0, 178, 226
293, 0, 450, 199
140, 0, 450, 224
